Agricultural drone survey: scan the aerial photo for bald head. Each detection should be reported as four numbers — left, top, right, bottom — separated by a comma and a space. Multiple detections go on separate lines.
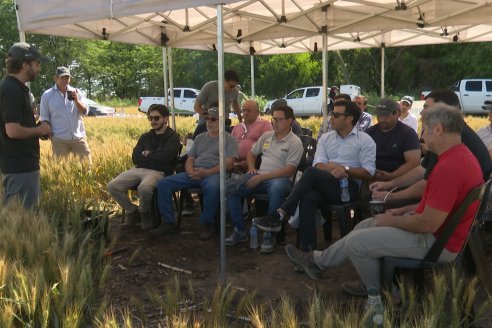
242, 99, 260, 124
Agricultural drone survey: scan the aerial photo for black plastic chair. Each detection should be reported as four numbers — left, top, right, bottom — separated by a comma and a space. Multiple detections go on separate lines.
300, 127, 313, 137
380, 180, 491, 292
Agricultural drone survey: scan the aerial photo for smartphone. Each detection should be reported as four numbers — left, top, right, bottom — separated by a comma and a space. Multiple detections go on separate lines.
67, 91, 74, 101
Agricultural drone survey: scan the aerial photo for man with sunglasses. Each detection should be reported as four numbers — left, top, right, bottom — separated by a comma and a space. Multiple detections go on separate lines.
156, 107, 238, 240
226, 105, 303, 252
107, 105, 181, 232
254, 100, 376, 253
194, 70, 242, 123
231, 99, 272, 172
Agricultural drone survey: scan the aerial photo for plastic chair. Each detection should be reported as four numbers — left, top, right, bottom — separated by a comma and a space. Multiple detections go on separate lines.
380, 180, 491, 292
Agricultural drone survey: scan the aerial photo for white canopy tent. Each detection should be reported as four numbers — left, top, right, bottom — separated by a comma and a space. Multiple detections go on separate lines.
15, 0, 492, 54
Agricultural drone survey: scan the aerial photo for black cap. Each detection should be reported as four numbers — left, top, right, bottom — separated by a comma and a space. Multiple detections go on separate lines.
8, 42, 49, 64
375, 98, 398, 115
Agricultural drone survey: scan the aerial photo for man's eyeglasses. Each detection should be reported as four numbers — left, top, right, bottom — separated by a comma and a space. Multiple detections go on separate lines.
148, 115, 162, 121
332, 112, 348, 118
205, 117, 218, 122
271, 117, 287, 123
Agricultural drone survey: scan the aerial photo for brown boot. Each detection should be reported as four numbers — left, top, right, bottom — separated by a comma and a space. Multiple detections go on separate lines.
120, 210, 140, 230
140, 211, 153, 231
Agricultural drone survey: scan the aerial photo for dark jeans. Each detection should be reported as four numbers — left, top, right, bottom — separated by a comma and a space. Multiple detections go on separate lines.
281, 167, 358, 251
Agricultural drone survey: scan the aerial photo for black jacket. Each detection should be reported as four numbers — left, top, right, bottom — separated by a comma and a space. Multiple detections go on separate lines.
132, 128, 181, 175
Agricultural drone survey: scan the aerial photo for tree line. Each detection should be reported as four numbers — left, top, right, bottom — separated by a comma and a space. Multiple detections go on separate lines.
2, 0, 492, 103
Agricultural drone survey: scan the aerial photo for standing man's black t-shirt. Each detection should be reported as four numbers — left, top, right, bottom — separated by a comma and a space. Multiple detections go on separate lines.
0, 76, 40, 173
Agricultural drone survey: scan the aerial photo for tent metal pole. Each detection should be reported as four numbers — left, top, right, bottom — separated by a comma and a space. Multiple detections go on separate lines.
167, 48, 176, 129
162, 47, 169, 108
250, 55, 255, 99
381, 45, 385, 99
322, 33, 328, 127
216, 4, 226, 284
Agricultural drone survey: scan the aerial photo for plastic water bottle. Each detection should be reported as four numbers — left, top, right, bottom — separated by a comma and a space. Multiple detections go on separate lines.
340, 178, 350, 202
365, 288, 384, 328
249, 223, 258, 249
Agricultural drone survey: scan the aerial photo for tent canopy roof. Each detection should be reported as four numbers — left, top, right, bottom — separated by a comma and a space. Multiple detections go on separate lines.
15, 0, 492, 54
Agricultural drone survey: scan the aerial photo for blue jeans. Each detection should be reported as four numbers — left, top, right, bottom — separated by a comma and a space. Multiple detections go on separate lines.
226, 174, 293, 231
156, 172, 220, 225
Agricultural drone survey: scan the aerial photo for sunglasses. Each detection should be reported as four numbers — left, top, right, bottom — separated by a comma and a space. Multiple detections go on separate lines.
147, 115, 162, 121
332, 112, 348, 118
205, 117, 218, 122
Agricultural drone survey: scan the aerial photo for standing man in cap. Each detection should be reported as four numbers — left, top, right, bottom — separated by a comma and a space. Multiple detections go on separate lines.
0, 42, 51, 209
40, 66, 91, 164
399, 96, 418, 133
477, 100, 492, 157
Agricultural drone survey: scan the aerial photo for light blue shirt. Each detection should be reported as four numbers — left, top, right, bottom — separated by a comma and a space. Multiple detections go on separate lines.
40, 84, 89, 140
313, 125, 376, 176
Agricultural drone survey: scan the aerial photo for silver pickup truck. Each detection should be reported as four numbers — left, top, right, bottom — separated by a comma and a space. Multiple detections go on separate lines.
138, 87, 199, 114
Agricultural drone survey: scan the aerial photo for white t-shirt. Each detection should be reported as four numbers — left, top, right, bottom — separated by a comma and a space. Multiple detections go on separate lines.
399, 112, 418, 133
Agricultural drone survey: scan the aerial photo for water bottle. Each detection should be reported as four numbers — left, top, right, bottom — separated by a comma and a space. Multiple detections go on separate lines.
249, 223, 258, 249
364, 288, 384, 328
340, 178, 350, 202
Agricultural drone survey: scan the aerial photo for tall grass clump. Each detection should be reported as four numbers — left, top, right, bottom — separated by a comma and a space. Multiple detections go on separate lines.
0, 201, 110, 327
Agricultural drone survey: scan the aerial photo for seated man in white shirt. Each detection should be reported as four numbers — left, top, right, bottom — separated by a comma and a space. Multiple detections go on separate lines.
398, 96, 418, 133
477, 100, 492, 158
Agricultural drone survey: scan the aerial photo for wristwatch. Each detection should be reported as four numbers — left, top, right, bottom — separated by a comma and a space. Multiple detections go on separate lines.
344, 166, 350, 172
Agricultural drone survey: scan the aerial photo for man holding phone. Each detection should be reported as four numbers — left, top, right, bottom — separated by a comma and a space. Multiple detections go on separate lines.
40, 66, 91, 164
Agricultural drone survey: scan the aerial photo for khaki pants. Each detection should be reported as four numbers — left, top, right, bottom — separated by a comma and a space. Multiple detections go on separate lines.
107, 168, 164, 213
51, 136, 91, 164
313, 218, 457, 290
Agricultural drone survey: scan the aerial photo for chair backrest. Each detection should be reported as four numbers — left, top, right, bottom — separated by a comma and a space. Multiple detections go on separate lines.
298, 135, 317, 172
300, 127, 313, 137
423, 180, 491, 262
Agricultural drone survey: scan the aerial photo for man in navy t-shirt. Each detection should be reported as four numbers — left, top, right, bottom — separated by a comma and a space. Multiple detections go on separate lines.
366, 99, 421, 182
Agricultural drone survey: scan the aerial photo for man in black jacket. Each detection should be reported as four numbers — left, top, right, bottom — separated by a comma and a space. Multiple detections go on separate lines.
107, 104, 181, 231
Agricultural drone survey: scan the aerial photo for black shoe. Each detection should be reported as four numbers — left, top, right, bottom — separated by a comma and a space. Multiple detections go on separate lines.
253, 211, 282, 232
150, 221, 178, 236
284, 244, 323, 281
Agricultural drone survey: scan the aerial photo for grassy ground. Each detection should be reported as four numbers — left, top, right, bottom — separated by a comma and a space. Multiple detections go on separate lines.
0, 111, 489, 326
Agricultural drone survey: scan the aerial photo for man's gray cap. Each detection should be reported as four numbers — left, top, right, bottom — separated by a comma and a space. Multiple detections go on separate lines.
7, 42, 49, 63
375, 98, 399, 115
205, 107, 219, 118
56, 66, 71, 77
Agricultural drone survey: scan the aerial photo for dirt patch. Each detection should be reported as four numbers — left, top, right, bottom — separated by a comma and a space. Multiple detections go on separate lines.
103, 210, 361, 323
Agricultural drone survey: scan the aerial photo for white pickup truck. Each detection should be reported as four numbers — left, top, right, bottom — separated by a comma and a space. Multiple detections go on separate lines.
138, 87, 200, 114
263, 85, 361, 117
451, 79, 492, 115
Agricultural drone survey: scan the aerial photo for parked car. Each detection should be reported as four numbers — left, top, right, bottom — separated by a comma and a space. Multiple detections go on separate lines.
263, 85, 361, 117
138, 87, 200, 114
86, 99, 116, 116
451, 79, 492, 115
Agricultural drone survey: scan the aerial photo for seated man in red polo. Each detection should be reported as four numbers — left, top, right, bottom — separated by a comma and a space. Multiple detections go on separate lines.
284, 104, 483, 297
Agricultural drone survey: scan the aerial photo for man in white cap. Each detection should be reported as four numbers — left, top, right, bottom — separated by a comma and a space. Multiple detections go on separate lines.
40, 66, 91, 163
399, 96, 418, 133
0, 42, 52, 209
477, 100, 492, 157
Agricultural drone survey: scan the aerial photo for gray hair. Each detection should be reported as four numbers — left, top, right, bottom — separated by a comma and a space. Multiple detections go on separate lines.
421, 104, 464, 134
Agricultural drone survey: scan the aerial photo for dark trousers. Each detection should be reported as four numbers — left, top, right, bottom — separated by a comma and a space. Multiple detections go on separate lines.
281, 167, 358, 251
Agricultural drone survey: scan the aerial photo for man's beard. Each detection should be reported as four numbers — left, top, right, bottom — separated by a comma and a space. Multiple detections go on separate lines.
26, 66, 37, 82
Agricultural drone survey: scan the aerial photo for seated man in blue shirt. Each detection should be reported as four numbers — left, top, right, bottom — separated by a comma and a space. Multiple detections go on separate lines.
254, 100, 376, 252
40, 66, 91, 164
